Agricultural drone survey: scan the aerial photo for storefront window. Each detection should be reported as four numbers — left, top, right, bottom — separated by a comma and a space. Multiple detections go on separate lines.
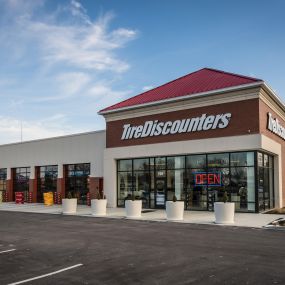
133, 171, 150, 207
207, 167, 230, 208
258, 152, 263, 167
230, 152, 254, 167
37, 166, 58, 203
208, 153, 229, 167
116, 151, 274, 213
13, 167, 30, 199
167, 169, 184, 201
231, 166, 255, 212
0, 168, 7, 192
257, 152, 274, 211
133, 158, 149, 171
117, 171, 133, 206
185, 168, 207, 210
186, 155, 206, 169
155, 157, 166, 170
167, 156, 185, 169
65, 163, 90, 205
118, 160, 132, 172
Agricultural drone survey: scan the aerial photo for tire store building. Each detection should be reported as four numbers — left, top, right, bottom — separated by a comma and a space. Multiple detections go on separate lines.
0, 68, 284, 212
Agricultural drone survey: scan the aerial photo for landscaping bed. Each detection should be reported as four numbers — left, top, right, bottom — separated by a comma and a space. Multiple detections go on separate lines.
263, 207, 285, 214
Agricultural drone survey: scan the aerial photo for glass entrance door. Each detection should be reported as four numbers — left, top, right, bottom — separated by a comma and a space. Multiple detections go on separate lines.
155, 178, 166, 208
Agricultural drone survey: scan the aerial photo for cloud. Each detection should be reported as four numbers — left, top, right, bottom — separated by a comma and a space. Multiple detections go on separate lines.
0, 114, 73, 144
0, 0, 137, 143
56, 72, 91, 95
2, 2, 137, 73
87, 83, 131, 108
142, 85, 154, 91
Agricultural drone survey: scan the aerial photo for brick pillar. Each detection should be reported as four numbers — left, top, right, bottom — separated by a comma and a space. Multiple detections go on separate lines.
29, 178, 38, 203
57, 164, 66, 199
57, 178, 65, 198
29, 166, 38, 203
6, 168, 14, 202
6, 179, 13, 202
89, 177, 103, 199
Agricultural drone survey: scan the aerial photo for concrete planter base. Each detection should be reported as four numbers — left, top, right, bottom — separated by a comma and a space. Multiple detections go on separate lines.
166, 201, 184, 220
125, 200, 142, 219
214, 202, 235, 224
62, 199, 77, 214
91, 199, 107, 216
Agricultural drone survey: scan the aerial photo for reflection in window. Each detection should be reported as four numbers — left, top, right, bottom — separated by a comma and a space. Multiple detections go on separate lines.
167, 169, 184, 201
118, 160, 132, 172
155, 157, 166, 170
118, 172, 133, 206
231, 166, 255, 212
133, 158, 149, 171
186, 155, 206, 169
230, 152, 254, 167
208, 153, 229, 167
133, 171, 150, 207
167, 156, 185, 169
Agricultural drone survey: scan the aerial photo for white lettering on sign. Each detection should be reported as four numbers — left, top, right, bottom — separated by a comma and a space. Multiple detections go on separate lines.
267, 112, 285, 140
121, 113, 232, 140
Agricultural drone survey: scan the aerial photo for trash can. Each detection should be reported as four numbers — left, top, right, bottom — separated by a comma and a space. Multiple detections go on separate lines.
43, 192, 54, 206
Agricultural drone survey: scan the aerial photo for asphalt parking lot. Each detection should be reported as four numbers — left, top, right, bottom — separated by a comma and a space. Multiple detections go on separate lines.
0, 212, 284, 285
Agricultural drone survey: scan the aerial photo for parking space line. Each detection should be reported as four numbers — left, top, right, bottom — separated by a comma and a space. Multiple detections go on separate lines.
8, 263, 83, 285
0, 249, 16, 254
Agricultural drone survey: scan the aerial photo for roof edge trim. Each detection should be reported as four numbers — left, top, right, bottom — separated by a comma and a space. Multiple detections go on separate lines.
262, 83, 285, 112
98, 81, 264, 115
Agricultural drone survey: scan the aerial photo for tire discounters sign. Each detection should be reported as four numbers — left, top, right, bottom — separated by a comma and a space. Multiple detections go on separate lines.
121, 113, 232, 140
267, 112, 285, 140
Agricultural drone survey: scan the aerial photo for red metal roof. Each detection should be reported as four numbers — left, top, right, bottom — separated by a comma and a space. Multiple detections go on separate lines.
99, 68, 263, 113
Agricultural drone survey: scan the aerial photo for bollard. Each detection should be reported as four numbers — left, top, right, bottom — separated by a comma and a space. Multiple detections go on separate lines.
87, 192, 91, 206
54, 192, 58, 204
3, 191, 8, 202
57, 192, 62, 204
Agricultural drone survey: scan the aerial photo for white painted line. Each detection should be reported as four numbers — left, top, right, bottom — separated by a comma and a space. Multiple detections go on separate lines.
0, 249, 16, 254
8, 263, 83, 285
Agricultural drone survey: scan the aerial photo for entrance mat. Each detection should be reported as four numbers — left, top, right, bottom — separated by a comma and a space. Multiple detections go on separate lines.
142, 210, 156, 214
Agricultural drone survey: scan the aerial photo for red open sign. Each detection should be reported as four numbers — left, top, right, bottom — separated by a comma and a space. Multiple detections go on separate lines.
194, 172, 222, 186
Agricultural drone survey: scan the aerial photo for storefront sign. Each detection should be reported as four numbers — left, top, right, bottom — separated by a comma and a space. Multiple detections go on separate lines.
194, 172, 222, 186
267, 112, 285, 140
121, 113, 232, 140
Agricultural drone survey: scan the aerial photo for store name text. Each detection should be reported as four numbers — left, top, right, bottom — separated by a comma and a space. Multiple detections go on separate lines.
121, 113, 232, 140
267, 112, 285, 140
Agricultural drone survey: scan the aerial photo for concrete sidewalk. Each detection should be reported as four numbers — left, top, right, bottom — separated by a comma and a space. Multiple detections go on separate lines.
0, 202, 283, 228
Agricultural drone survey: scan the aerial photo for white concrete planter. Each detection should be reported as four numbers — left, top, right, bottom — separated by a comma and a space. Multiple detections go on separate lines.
91, 199, 107, 217
214, 202, 235, 224
125, 200, 142, 219
62, 198, 77, 214
166, 201, 184, 221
